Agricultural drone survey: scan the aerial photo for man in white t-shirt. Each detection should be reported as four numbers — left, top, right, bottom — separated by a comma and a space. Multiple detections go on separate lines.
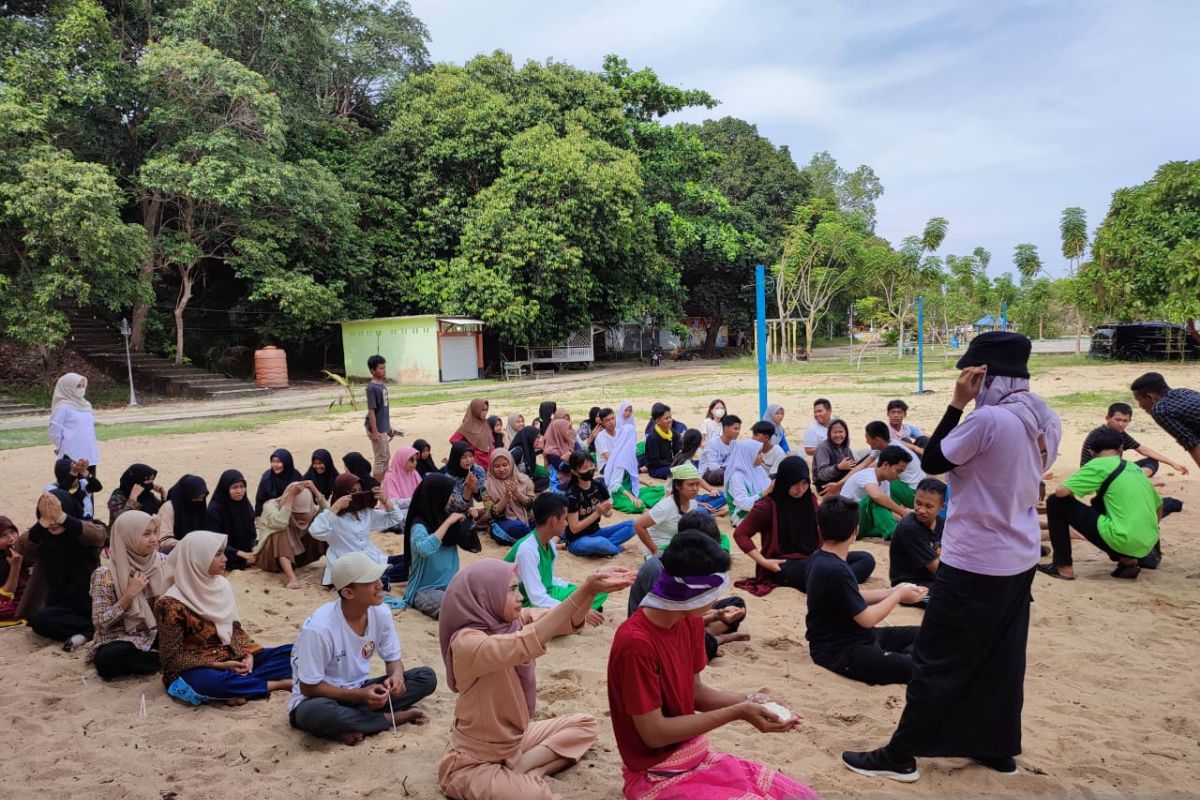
864, 421, 926, 508
803, 398, 834, 456
289, 552, 437, 745
751, 421, 786, 477
698, 415, 741, 485
839, 445, 911, 539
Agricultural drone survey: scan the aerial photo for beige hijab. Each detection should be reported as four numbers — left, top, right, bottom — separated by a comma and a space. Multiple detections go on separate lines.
485, 448, 535, 524
52, 373, 92, 412
163, 530, 238, 644
109, 511, 169, 632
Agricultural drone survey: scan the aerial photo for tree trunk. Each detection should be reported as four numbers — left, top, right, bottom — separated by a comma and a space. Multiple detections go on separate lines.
174, 266, 196, 367
1039, 316, 1044, 340
131, 193, 163, 352
804, 317, 815, 362
702, 315, 722, 358
897, 318, 905, 359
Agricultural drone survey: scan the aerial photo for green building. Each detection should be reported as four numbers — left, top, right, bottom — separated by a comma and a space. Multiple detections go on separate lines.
338, 315, 485, 383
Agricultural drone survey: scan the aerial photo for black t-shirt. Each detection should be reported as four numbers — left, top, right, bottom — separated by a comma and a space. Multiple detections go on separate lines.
804, 549, 872, 666
1079, 425, 1139, 466
565, 480, 612, 541
889, 513, 942, 587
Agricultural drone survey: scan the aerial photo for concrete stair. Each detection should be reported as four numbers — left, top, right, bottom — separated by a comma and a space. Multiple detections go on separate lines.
0, 399, 45, 418
67, 314, 273, 400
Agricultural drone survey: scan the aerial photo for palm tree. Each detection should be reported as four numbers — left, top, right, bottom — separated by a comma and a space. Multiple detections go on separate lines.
1060, 207, 1089, 352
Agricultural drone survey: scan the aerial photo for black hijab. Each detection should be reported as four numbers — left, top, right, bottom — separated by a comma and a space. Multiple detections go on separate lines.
205, 469, 256, 551
403, 473, 478, 557
509, 426, 542, 474
167, 475, 209, 538
672, 428, 703, 467
444, 440, 474, 479
303, 449, 337, 500
117, 463, 160, 515
488, 415, 504, 448
342, 451, 379, 491
255, 448, 302, 515
770, 456, 821, 556
412, 439, 438, 477
538, 401, 557, 433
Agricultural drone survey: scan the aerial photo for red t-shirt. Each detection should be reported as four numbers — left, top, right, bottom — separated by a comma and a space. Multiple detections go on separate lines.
607, 609, 708, 772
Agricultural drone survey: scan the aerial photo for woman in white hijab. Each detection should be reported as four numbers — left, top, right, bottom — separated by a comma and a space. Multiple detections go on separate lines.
48, 372, 99, 475
154, 531, 293, 705
88, 511, 167, 679
724, 439, 772, 527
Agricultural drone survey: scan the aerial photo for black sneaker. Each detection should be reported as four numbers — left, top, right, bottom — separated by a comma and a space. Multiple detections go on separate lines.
974, 756, 1018, 774
842, 748, 919, 782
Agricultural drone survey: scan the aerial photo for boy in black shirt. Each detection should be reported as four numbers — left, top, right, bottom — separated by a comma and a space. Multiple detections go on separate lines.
563, 451, 636, 557
1079, 402, 1189, 476
889, 478, 946, 591
806, 496, 926, 685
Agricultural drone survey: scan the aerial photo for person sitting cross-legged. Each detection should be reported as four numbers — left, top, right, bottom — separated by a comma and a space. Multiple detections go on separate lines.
289, 552, 437, 746
1039, 428, 1161, 581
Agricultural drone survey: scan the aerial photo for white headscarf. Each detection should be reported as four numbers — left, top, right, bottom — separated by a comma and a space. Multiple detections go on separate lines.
976, 375, 1062, 469
617, 401, 636, 429
604, 402, 641, 498
163, 531, 239, 644
725, 439, 771, 497
52, 373, 92, 412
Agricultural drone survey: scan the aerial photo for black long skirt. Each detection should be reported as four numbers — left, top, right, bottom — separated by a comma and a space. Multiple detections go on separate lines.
887, 562, 1035, 759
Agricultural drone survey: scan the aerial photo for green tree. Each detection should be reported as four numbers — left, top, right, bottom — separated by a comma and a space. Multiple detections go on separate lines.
1060, 206, 1088, 273
800, 151, 886, 232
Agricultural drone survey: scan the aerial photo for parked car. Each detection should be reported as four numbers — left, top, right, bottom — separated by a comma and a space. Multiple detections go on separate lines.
1089, 322, 1200, 361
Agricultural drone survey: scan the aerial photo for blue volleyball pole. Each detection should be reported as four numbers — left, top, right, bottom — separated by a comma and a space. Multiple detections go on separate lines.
1001, 300, 1008, 331
756, 264, 768, 417
917, 295, 925, 394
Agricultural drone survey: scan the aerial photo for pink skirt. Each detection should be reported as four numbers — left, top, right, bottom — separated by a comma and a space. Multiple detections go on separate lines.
622, 736, 819, 800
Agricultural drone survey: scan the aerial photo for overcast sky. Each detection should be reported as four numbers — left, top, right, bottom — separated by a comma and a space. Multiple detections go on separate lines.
410, 0, 1198, 277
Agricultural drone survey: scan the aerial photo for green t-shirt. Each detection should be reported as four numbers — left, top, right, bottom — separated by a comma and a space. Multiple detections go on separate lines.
1063, 456, 1161, 557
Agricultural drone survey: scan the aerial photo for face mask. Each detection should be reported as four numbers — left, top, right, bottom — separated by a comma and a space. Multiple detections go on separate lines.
713, 408, 725, 419
576, 470, 594, 482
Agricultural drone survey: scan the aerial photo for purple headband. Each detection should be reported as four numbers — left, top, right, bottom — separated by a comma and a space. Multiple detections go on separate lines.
641, 571, 730, 611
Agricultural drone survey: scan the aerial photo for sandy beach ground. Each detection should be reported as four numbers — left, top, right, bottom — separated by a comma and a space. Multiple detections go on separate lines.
3, 359, 1198, 799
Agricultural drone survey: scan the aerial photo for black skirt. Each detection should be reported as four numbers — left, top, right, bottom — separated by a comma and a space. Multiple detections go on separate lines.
888, 562, 1035, 759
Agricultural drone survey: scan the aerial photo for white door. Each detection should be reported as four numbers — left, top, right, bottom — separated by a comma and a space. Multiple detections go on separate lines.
439, 336, 478, 382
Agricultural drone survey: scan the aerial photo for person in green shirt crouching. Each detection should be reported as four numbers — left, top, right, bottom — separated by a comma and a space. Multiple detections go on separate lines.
1039, 428, 1162, 581
504, 493, 606, 630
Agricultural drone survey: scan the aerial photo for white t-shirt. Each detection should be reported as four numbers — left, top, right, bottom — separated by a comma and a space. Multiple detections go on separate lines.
288, 600, 402, 712
760, 444, 786, 477
875, 442, 925, 490
802, 420, 829, 450
701, 418, 723, 446
594, 429, 617, 472
840, 468, 889, 503
646, 496, 683, 554
699, 435, 734, 474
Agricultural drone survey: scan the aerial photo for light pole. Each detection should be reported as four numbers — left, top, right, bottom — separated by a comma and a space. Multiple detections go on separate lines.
118, 317, 138, 406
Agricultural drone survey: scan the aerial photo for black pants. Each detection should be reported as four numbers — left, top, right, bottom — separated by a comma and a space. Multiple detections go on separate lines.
290, 668, 437, 740
94, 640, 161, 680
704, 597, 747, 660
29, 605, 93, 642
1045, 494, 1130, 567
780, 551, 876, 592
822, 626, 920, 686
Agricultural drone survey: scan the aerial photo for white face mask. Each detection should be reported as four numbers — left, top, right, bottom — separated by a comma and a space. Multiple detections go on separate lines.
712, 408, 725, 419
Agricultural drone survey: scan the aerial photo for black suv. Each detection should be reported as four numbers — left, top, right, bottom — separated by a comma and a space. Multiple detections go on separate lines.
1089, 322, 1200, 361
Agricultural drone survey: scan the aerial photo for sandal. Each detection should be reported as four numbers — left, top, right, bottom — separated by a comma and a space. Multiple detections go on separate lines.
1036, 563, 1074, 581
1110, 563, 1141, 580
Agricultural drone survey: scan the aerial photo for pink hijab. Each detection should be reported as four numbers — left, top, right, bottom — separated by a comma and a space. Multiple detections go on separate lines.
382, 446, 422, 502
542, 417, 575, 459
438, 559, 536, 715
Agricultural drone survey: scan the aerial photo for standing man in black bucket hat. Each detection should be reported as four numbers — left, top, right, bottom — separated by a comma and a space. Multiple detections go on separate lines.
842, 332, 1061, 782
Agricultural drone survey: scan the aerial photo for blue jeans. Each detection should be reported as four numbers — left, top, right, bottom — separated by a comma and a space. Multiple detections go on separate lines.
490, 519, 531, 545
696, 492, 727, 512
177, 644, 293, 701
567, 520, 636, 557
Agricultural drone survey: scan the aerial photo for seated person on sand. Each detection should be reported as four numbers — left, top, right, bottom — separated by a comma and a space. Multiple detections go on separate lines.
633, 464, 722, 558
108, 463, 165, 528
806, 496, 927, 686
750, 420, 786, 477
671, 435, 727, 514
289, 552, 436, 746
698, 414, 740, 486
156, 474, 209, 549
48, 455, 102, 522
644, 404, 683, 479
889, 479, 946, 592
401, 474, 482, 619
608, 531, 819, 800
504, 494, 606, 627
255, 481, 328, 589
812, 419, 856, 494
437, 559, 636, 800
1039, 428, 1162, 582
563, 451, 636, 558
203, 470, 260, 570
886, 399, 929, 451
863, 422, 925, 509
0, 515, 29, 627
310, 474, 406, 589
734, 456, 875, 597
28, 490, 103, 651
629, 512, 748, 660
155, 532, 293, 706
483, 448, 536, 547
838, 445, 911, 539
88, 511, 166, 680
724, 439, 773, 527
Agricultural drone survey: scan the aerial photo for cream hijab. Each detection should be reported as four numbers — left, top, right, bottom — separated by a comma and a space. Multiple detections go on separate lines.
109, 510, 169, 632
52, 373, 92, 412
163, 531, 238, 644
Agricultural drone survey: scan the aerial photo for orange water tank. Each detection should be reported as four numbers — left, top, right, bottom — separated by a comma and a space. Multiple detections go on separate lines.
254, 346, 289, 388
